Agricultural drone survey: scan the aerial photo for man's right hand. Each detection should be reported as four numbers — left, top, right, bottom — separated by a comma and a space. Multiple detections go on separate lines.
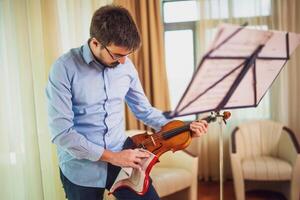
100, 149, 150, 170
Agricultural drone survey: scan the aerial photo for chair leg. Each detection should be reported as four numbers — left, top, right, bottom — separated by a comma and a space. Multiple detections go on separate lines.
290, 159, 300, 200
290, 183, 300, 200
231, 154, 246, 200
188, 183, 197, 200
232, 178, 245, 200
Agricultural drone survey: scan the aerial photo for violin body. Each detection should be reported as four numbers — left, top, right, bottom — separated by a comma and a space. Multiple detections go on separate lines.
131, 120, 192, 158
114, 112, 230, 195
113, 120, 193, 195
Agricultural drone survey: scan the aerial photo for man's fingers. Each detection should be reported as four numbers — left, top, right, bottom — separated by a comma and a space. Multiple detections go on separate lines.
131, 150, 147, 170
191, 123, 206, 130
190, 121, 208, 137
131, 163, 141, 170
197, 119, 208, 125
194, 120, 208, 127
192, 129, 204, 137
135, 149, 150, 158
190, 123, 207, 133
133, 157, 142, 165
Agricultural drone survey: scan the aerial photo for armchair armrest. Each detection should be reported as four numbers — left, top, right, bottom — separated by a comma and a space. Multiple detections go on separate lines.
282, 127, 300, 153
230, 127, 246, 200
279, 127, 300, 200
230, 127, 239, 154
156, 150, 198, 170
278, 127, 300, 165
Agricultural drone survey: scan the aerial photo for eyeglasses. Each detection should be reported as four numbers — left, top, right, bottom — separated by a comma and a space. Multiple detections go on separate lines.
102, 44, 132, 61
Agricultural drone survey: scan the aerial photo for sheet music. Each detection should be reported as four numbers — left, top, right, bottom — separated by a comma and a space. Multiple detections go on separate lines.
168, 23, 300, 118
209, 23, 272, 57
259, 31, 300, 58
255, 59, 286, 101
176, 59, 245, 114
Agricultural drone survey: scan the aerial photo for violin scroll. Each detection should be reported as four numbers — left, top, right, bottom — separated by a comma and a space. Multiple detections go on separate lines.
203, 111, 231, 124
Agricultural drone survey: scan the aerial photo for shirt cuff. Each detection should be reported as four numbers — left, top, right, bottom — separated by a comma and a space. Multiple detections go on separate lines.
87, 143, 105, 161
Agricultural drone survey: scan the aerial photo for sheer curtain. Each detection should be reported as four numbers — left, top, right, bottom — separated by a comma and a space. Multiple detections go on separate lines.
191, 0, 300, 180
270, 0, 300, 142
0, 0, 111, 199
113, 0, 171, 130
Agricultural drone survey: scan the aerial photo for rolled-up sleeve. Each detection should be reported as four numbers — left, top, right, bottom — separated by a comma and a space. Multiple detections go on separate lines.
46, 60, 103, 161
125, 66, 170, 131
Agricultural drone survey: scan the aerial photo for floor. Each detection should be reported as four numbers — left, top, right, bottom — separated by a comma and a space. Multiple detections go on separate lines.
198, 181, 287, 200
161, 181, 288, 200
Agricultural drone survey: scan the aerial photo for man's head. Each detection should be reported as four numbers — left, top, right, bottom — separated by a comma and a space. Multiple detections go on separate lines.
89, 5, 141, 68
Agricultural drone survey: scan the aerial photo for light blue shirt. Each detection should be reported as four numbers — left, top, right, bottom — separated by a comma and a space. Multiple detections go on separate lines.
46, 42, 169, 187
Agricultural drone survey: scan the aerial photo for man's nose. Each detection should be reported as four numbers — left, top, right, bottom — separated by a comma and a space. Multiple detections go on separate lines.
118, 56, 126, 64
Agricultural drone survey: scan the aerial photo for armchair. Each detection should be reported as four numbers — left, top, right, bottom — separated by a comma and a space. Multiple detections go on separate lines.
230, 120, 300, 200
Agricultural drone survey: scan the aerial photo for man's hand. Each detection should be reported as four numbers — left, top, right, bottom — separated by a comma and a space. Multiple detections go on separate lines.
100, 149, 150, 170
190, 119, 208, 137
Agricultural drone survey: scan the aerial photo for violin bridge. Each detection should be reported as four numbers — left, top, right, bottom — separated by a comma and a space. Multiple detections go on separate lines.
150, 136, 156, 146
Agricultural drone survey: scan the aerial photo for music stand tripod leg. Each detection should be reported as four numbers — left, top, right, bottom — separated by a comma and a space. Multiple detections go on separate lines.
218, 116, 224, 200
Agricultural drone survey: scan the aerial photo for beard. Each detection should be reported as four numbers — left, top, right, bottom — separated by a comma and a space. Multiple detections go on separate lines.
96, 57, 119, 69
106, 61, 119, 68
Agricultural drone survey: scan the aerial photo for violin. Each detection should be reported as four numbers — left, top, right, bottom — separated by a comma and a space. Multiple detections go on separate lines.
109, 111, 231, 195
130, 111, 231, 157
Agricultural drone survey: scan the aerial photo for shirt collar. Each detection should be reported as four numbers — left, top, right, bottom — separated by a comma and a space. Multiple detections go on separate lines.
82, 41, 94, 65
82, 41, 106, 71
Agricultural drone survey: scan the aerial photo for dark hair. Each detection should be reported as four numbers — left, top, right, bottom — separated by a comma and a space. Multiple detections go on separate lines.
90, 5, 141, 51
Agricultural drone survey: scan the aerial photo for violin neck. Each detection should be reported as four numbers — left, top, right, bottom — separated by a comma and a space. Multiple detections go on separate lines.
162, 124, 191, 140
161, 116, 214, 140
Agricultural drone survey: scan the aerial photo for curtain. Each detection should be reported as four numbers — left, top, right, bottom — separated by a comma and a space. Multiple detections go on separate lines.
0, 0, 111, 199
192, 0, 300, 181
0, 1, 61, 199
113, 0, 170, 130
270, 0, 300, 142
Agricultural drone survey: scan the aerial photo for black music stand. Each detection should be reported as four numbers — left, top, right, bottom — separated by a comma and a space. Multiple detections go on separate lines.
164, 23, 300, 200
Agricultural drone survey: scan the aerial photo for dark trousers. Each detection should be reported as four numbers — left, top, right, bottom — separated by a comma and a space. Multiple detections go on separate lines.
59, 138, 160, 200
60, 166, 160, 200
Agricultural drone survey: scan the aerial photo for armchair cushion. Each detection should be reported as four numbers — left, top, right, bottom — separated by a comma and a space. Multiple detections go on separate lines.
151, 167, 192, 197
242, 156, 292, 180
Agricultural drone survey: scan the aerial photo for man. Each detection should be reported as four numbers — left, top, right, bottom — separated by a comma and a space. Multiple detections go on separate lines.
46, 5, 208, 200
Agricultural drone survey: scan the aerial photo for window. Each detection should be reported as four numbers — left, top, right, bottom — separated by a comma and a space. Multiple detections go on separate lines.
165, 30, 194, 114
232, 0, 271, 18
162, 0, 272, 120
163, 0, 199, 23
163, 0, 198, 121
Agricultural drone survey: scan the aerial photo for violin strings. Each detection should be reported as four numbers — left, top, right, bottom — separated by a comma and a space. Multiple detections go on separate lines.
138, 124, 190, 147
138, 116, 215, 148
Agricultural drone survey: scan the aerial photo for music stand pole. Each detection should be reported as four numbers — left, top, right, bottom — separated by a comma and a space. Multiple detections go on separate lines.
217, 114, 224, 200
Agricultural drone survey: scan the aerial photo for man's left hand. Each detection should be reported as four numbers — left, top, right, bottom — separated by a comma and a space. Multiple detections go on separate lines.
190, 120, 208, 137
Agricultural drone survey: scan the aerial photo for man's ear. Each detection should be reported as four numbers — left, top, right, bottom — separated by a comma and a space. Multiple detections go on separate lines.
91, 38, 100, 47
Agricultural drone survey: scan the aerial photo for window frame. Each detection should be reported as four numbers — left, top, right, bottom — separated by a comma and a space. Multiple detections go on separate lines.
162, 0, 272, 120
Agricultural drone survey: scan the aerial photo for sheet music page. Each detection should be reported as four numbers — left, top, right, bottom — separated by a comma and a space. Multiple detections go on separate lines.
176, 59, 245, 114
208, 23, 272, 57
259, 31, 300, 58
254, 59, 286, 101
171, 24, 300, 117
